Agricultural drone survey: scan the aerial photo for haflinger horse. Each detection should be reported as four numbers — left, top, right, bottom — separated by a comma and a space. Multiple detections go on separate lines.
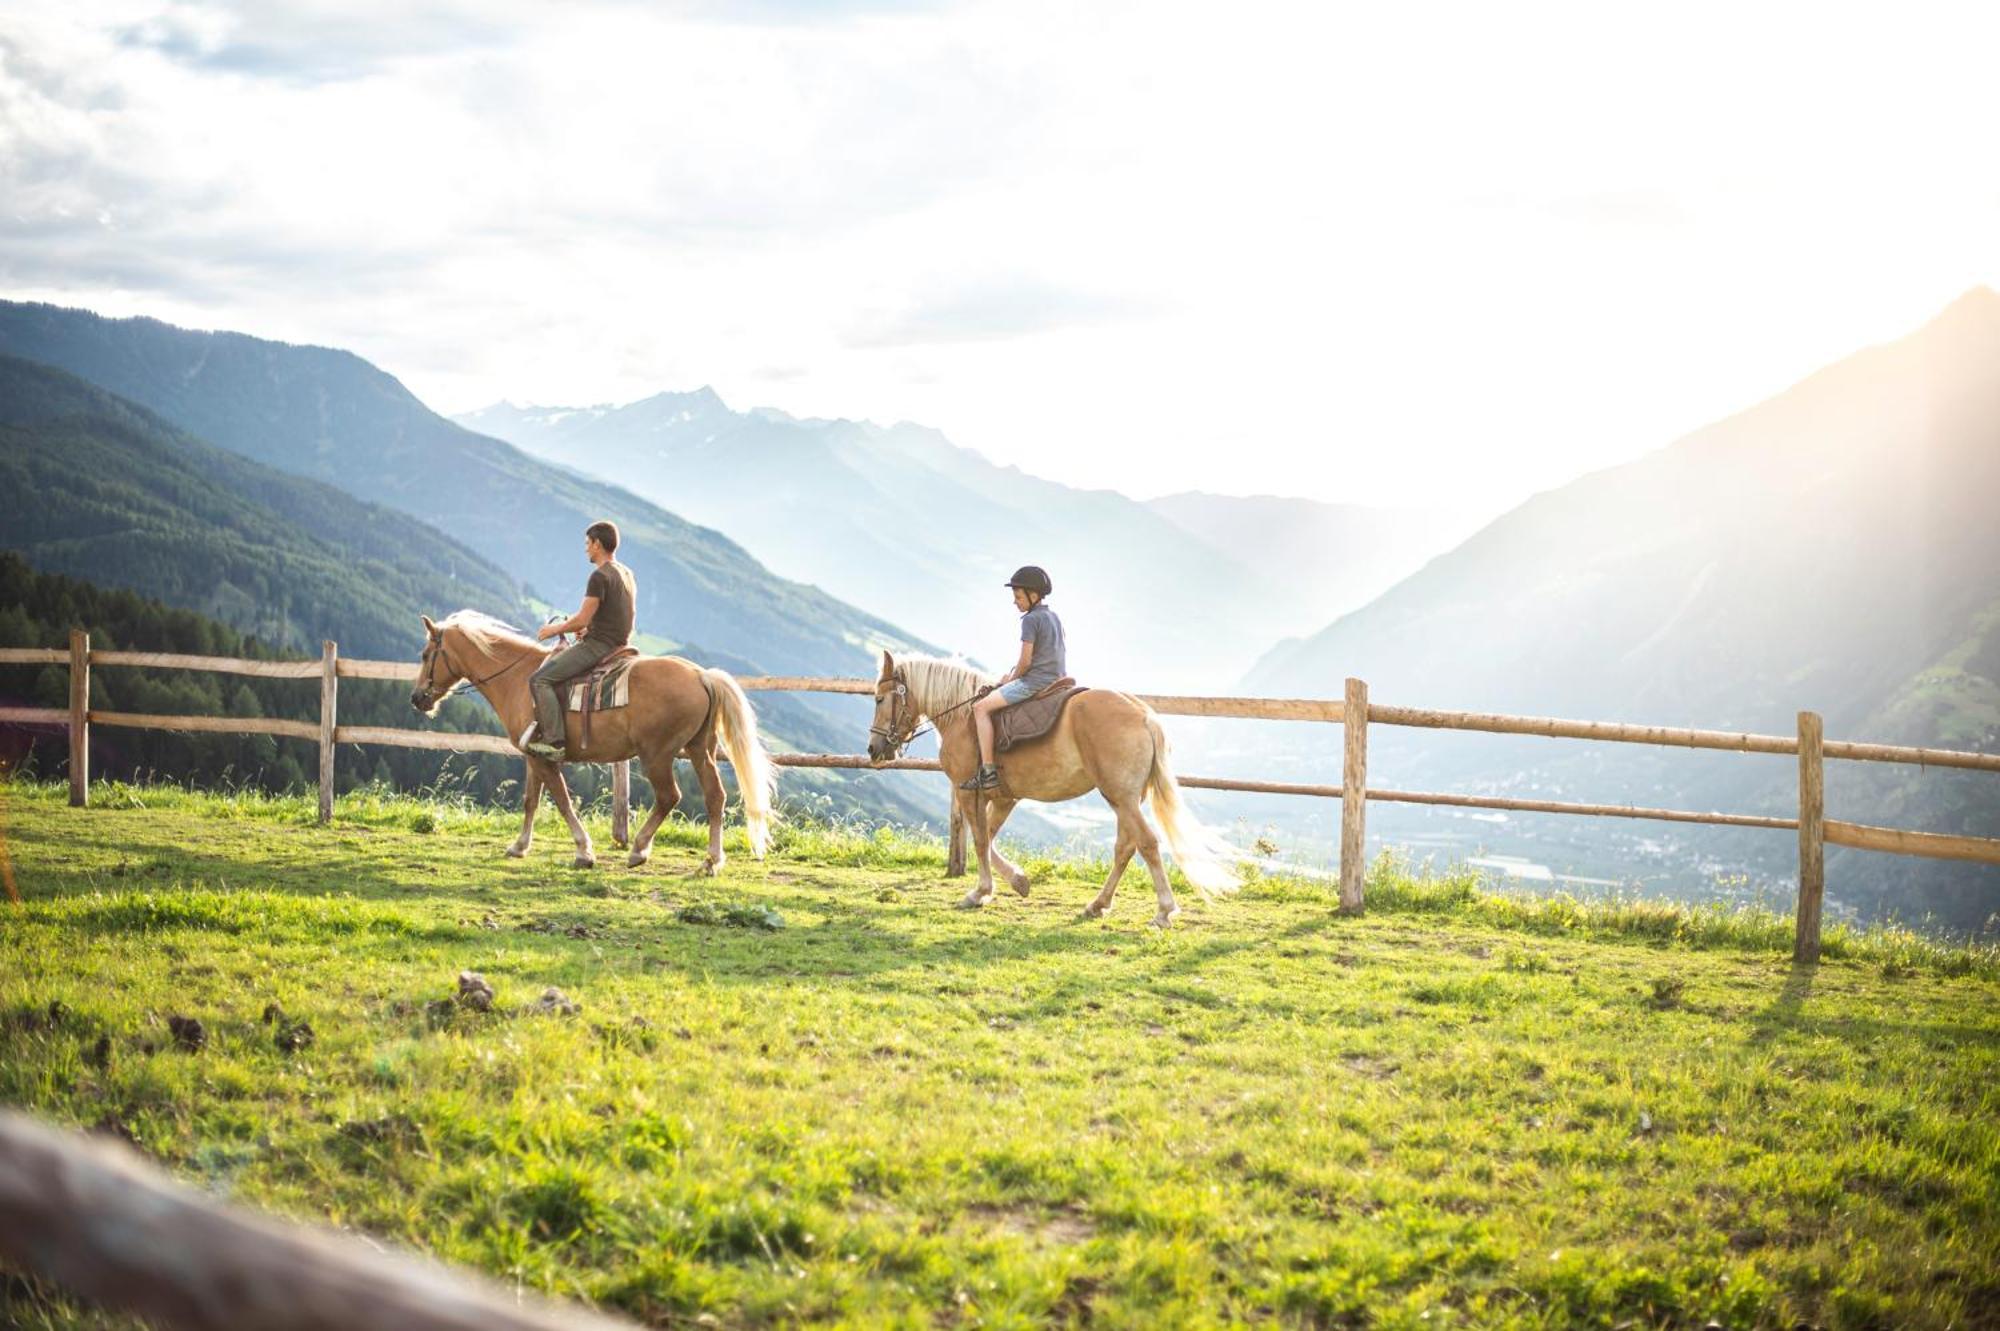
866, 652, 1237, 927
409, 612, 776, 874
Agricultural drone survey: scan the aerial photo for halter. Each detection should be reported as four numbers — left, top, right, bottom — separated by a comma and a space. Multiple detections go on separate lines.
869, 667, 985, 759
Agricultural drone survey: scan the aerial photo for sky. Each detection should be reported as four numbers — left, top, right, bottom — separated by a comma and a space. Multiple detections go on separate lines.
3, 0, 1998, 514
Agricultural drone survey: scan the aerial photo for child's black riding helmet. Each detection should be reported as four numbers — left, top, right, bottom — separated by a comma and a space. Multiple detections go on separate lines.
1005, 566, 1052, 596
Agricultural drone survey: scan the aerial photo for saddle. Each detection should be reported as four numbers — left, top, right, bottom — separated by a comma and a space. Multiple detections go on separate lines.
994, 677, 1086, 753
563, 646, 640, 748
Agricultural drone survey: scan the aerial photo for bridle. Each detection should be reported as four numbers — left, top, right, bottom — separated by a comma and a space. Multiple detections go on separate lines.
868, 668, 984, 759
419, 630, 535, 706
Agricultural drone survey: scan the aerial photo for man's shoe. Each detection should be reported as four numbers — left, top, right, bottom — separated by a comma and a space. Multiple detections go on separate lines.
523, 739, 566, 762
958, 763, 1000, 791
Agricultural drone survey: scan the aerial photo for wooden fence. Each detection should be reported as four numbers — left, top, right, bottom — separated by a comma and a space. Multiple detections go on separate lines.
4, 632, 1999, 962
0, 1108, 637, 1331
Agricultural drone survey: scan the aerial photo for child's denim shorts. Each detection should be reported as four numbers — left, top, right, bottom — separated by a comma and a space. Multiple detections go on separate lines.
997, 678, 1039, 704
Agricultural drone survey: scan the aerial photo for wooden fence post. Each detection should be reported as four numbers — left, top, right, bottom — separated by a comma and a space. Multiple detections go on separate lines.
946, 794, 966, 877
318, 641, 337, 826
68, 630, 89, 807
611, 761, 630, 848
1340, 676, 1368, 912
1794, 709, 1825, 963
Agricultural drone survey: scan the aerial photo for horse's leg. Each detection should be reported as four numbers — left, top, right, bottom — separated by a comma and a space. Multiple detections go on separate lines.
1085, 812, 1137, 918
628, 748, 680, 869
507, 760, 543, 859
688, 744, 729, 876
1124, 796, 1179, 928
956, 789, 998, 909
538, 760, 595, 869
980, 799, 1032, 897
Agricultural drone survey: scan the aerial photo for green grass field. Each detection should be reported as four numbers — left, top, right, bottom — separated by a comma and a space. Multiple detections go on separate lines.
2, 778, 1996, 1330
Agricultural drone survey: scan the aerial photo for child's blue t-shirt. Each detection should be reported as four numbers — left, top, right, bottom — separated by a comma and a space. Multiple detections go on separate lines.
1019, 603, 1066, 690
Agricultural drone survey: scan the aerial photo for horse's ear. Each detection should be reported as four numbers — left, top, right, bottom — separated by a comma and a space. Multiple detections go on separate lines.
421, 614, 439, 639
878, 650, 894, 680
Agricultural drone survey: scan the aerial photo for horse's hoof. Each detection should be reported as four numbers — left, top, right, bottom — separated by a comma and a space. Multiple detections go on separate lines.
699, 856, 722, 877
1149, 908, 1180, 930
572, 855, 595, 870
627, 850, 650, 869
1083, 902, 1109, 919
505, 845, 527, 860
1009, 873, 1031, 898
956, 894, 987, 910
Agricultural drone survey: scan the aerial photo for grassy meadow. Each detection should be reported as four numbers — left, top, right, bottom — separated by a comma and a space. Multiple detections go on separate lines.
1, 777, 1996, 1330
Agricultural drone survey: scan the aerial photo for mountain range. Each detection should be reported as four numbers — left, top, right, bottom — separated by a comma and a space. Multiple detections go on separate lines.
1242, 288, 2000, 927
454, 396, 1472, 690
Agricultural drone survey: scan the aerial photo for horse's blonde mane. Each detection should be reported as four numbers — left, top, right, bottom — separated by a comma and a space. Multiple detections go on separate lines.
897, 654, 994, 718
439, 610, 544, 657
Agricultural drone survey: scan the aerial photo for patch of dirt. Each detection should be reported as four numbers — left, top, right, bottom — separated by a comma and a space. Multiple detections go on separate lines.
523, 918, 600, 939
335, 1114, 423, 1149
1338, 1053, 1398, 1080
963, 1202, 1096, 1247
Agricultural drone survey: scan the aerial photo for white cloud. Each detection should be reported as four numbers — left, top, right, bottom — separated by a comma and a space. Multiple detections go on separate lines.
3, 0, 1998, 513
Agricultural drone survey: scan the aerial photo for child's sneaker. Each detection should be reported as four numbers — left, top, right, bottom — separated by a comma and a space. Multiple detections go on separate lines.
959, 763, 1000, 791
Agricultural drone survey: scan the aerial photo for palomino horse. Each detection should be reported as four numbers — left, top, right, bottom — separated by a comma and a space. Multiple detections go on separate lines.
866, 652, 1236, 927
409, 612, 775, 873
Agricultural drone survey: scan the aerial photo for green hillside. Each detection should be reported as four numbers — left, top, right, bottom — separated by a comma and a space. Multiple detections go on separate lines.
0, 356, 530, 660
0, 780, 1994, 1329
0, 302, 933, 681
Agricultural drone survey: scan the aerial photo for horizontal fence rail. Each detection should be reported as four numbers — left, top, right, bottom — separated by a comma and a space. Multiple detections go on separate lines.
0, 1109, 637, 1331
5, 635, 1998, 960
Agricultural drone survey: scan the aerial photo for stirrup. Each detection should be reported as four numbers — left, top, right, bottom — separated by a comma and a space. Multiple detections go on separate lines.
959, 763, 1000, 791
523, 738, 565, 761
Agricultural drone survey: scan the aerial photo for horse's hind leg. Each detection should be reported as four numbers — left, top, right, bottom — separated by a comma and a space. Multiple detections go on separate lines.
1103, 795, 1176, 928
538, 759, 595, 869
687, 743, 728, 876
507, 760, 543, 859
1086, 815, 1137, 919
628, 749, 681, 869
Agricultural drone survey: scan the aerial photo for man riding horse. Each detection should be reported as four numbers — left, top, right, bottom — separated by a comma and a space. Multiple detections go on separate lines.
523, 520, 636, 761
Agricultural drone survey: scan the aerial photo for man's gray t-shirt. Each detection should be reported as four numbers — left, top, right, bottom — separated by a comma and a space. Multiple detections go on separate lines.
1019, 602, 1065, 690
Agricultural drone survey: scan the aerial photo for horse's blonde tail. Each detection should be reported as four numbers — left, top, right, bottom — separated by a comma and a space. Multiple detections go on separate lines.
703, 667, 776, 858
1143, 714, 1239, 898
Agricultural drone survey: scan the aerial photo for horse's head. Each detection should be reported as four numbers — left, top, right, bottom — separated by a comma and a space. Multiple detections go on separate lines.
410, 615, 463, 717
867, 650, 915, 764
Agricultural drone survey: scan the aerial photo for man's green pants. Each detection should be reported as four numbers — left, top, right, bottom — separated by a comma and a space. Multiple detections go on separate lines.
530, 638, 616, 749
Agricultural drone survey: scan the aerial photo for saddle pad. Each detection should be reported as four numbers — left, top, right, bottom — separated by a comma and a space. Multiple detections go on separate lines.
564, 655, 638, 713
996, 684, 1088, 753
